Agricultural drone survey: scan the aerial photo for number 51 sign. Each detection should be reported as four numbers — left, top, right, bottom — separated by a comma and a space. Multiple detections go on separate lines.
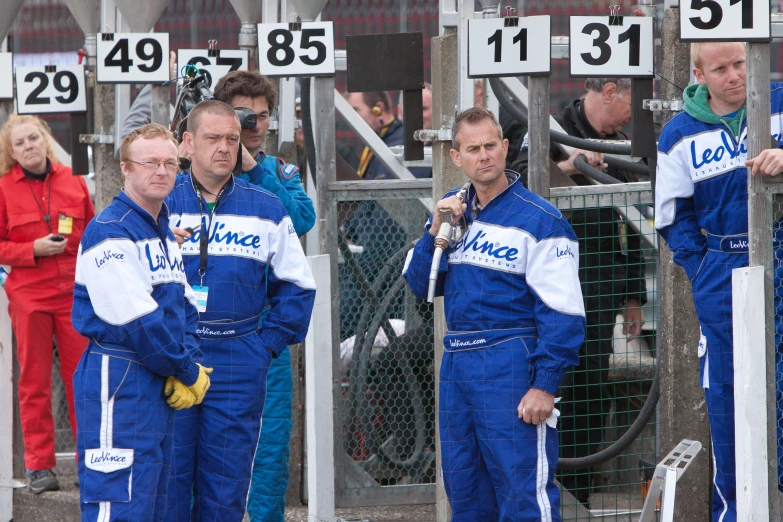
680, 0, 770, 41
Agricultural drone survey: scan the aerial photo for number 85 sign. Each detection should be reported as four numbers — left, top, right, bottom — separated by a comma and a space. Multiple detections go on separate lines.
257, 22, 335, 77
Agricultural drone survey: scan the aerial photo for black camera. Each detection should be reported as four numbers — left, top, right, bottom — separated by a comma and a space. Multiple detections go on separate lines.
234, 107, 258, 130
172, 73, 213, 142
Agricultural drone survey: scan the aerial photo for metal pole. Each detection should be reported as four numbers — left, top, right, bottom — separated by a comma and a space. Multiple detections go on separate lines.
312, 74, 340, 507
93, 0, 123, 211
431, 29, 465, 522
527, 76, 550, 197
657, 8, 711, 521
745, 40, 783, 518
305, 254, 337, 520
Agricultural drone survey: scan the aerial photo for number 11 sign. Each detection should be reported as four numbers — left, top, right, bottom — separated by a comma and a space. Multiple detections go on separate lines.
468, 16, 551, 78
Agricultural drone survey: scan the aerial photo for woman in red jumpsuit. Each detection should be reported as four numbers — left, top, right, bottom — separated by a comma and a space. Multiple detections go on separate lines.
0, 114, 94, 493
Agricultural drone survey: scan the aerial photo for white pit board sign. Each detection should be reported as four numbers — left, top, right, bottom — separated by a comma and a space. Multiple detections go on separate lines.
680, 0, 770, 42
177, 49, 249, 90
468, 16, 551, 78
97, 33, 170, 83
257, 22, 335, 77
15, 65, 87, 114
569, 16, 654, 78
0, 53, 12, 99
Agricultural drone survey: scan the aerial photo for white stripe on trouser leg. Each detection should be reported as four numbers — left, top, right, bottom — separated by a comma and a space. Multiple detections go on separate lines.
536, 423, 553, 522
98, 355, 112, 522
711, 438, 728, 522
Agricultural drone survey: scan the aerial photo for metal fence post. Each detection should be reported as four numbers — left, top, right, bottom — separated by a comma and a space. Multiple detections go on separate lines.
657, 8, 711, 521
527, 76, 550, 197
305, 254, 337, 520
93, 0, 123, 211
312, 73, 341, 504
431, 28, 465, 522
744, 40, 783, 518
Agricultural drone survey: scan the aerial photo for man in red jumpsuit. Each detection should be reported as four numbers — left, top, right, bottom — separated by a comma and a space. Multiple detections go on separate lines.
0, 114, 95, 493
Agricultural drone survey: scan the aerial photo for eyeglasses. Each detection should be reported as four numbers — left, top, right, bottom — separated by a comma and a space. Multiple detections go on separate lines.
126, 159, 179, 173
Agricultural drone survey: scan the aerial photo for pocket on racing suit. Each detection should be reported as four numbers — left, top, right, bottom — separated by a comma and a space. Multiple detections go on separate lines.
82, 448, 134, 503
81, 355, 135, 503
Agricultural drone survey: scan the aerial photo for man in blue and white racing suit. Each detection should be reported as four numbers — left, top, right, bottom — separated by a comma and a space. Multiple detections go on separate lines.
71, 124, 211, 522
404, 107, 586, 521
164, 100, 316, 522
655, 41, 783, 522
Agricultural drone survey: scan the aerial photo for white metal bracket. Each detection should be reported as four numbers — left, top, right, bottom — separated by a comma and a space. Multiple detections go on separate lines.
643, 99, 684, 112
639, 439, 703, 522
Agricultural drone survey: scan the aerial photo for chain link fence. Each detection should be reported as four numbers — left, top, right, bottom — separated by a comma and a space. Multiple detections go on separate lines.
335, 191, 436, 501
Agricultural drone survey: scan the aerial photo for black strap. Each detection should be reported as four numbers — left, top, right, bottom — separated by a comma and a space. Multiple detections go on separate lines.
190, 173, 229, 278
26, 176, 52, 234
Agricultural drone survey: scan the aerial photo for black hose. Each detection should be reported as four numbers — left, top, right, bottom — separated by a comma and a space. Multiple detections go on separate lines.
605, 155, 651, 176
559, 371, 659, 470
489, 77, 632, 155
355, 276, 428, 471
573, 155, 623, 184
300, 78, 317, 184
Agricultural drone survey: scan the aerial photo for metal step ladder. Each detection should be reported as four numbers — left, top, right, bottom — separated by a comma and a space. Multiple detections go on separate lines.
639, 439, 702, 522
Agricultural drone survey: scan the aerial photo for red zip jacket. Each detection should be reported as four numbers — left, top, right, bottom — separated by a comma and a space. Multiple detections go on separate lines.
0, 162, 95, 302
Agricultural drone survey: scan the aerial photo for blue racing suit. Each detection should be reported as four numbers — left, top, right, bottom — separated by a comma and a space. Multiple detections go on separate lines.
404, 172, 585, 521
165, 173, 316, 522
239, 152, 315, 522
655, 83, 783, 522
71, 191, 201, 522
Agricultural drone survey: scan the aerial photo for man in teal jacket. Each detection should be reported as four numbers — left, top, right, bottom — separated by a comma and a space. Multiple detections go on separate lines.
213, 71, 315, 521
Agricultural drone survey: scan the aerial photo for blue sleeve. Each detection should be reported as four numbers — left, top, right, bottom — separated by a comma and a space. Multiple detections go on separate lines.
121, 85, 152, 141
402, 224, 447, 299
655, 140, 707, 280
246, 160, 316, 237
257, 215, 317, 356
184, 299, 202, 362
524, 228, 585, 395
72, 236, 200, 385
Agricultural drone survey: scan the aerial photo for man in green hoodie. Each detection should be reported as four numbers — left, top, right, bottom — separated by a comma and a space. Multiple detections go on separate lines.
655, 41, 783, 522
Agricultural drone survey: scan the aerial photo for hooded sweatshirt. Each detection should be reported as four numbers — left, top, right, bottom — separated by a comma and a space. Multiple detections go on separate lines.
683, 83, 746, 137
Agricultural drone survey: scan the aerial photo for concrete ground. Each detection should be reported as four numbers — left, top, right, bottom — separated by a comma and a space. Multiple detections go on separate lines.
12, 474, 436, 522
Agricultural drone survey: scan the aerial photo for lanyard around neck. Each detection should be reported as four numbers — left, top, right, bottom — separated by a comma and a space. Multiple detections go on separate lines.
190, 174, 229, 280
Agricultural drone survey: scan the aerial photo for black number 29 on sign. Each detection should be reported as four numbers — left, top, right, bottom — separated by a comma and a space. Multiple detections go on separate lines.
487, 28, 528, 63
25, 71, 78, 105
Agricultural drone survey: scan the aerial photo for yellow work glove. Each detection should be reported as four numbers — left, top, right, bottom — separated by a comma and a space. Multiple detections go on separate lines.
163, 364, 213, 410
164, 376, 195, 410
189, 364, 213, 404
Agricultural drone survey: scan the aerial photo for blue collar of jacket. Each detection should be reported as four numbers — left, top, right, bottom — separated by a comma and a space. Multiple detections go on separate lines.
465, 170, 521, 220
115, 189, 171, 230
